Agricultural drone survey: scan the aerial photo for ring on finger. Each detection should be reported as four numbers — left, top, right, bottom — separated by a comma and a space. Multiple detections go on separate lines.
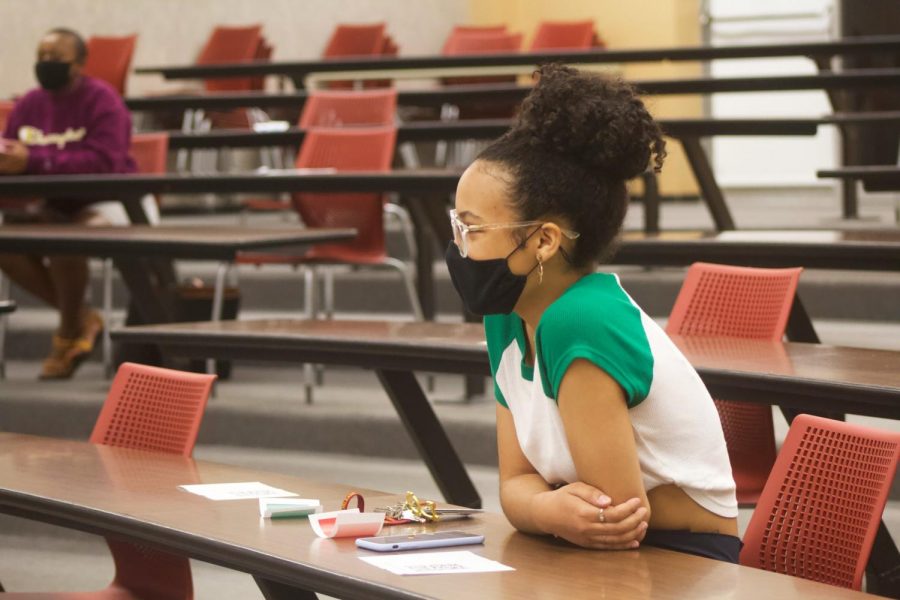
597, 507, 606, 523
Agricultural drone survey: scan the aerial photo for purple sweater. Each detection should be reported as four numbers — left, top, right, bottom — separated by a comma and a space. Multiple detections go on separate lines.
3, 75, 136, 178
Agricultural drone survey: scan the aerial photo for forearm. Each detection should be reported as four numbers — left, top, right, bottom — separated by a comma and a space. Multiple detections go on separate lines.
26, 146, 117, 175
499, 473, 555, 535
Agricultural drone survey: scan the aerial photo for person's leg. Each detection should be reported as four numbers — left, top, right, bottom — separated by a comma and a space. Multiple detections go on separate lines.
39, 206, 107, 378
46, 255, 89, 338
0, 254, 58, 308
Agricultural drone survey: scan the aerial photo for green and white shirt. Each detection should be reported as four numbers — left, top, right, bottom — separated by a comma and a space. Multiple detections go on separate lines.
486, 273, 738, 518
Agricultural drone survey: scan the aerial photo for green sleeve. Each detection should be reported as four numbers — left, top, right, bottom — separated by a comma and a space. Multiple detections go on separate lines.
483, 314, 516, 408
536, 281, 653, 408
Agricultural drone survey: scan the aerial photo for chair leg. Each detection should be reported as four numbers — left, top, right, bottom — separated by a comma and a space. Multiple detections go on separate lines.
102, 258, 114, 378
0, 273, 8, 381
302, 267, 318, 404
175, 109, 194, 172
384, 202, 417, 264
206, 262, 229, 378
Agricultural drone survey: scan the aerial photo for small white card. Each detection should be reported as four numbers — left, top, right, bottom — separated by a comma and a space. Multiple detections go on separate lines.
259, 498, 322, 518
308, 509, 385, 539
179, 482, 298, 501
360, 550, 515, 576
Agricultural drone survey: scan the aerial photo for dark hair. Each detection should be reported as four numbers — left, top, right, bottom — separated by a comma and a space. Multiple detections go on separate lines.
47, 28, 88, 64
476, 63, 666, 267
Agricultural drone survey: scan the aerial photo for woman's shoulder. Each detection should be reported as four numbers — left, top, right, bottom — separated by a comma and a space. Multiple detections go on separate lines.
541, 273, 640, 334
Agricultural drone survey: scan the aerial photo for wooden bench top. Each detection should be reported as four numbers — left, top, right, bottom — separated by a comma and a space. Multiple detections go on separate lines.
818, 166, 900, 192
111, 318, 900, 419
0, 225, 356, 260
134, 34, 900, 80
123, 69, 900, 112
0, 433, 873, 600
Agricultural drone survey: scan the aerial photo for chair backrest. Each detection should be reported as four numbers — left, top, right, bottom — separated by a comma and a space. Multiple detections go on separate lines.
0, 100, 14, 133
197, 24, 263, 92
442, 24, 508, 54
666, 262, 803, 340
91, 362, 213, 600
83, 34, 138, 96
323, 23, 386, 58
292, 127, 396, 258
530, 20, 596, 50
90, 362, 215, 456
249, 38, 274, 92
299, 89, 397, 128
740, 414, 900, 589
443, 31, 523, 55
130, 132, 169, 174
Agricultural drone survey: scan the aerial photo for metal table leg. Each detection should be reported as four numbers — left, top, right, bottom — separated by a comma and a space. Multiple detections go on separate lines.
680, 137, 736, 231
375, 368, 481, 508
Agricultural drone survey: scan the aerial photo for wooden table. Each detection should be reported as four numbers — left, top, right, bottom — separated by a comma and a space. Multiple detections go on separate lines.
0, 433, 875, 599
2, 173, 897, 325
818, 166, 900, 192
0, 224, 354, 324
111, 318, 900, 508
160, 113, 900, 232
133, 34, 900, 87
124, 69, 900, 114
0, 170, 456, 320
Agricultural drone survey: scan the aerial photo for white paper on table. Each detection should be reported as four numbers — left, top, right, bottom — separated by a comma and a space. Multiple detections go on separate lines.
359, 551, 515, 576
179, 482, 298, 501
308, 509, 385, 538
259, 498, 322, 518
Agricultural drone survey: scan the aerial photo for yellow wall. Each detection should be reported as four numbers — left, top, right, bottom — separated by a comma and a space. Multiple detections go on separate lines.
469, 0, 704, 196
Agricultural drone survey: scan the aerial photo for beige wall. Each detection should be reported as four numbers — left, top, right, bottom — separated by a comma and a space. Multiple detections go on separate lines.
0, 0, 467, 97
470, 0, 704, 196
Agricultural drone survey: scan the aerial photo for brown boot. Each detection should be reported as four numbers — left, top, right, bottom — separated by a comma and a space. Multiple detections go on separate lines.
39, 310, 104, 380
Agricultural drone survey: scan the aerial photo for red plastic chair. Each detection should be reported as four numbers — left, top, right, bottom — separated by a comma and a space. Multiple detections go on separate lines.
666, 262, 803, 506
83, 34, 138, 96
740, 414, 900, 590
444, 31, 523, 55
4, 362, 215, 599
130, 132, 169, 175
0, 100, 14, 133
197, 24, 263, 93
530, 20, 596, 50
299, 88, 397, 128
322, 23, 387, 89
441, 24, 508, 54
323, 23, 386, 58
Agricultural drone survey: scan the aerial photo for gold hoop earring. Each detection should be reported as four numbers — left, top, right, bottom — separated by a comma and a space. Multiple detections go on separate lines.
537, 257, 544, 285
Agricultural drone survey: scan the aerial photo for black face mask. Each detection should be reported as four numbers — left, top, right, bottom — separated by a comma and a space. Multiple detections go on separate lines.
444, 229, 540, 316
35, 60, 73, 91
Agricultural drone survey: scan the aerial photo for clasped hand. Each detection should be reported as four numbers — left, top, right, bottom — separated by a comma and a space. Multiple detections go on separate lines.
533, 482, 649, 550
0, 140, 29, 174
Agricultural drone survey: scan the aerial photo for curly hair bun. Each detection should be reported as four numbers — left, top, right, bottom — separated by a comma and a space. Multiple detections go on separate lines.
513, 63, 665, 179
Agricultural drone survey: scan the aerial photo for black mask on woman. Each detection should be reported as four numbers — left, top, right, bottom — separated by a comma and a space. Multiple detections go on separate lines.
35, 60, 73, 92
444, 228, 541, 316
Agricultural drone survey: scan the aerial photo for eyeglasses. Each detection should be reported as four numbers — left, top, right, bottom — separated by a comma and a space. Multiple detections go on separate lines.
449, 209, 580, 258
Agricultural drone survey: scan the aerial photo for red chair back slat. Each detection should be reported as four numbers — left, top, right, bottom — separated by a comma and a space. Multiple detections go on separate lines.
83, 34, 138, 96
740, 414, 900, 590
